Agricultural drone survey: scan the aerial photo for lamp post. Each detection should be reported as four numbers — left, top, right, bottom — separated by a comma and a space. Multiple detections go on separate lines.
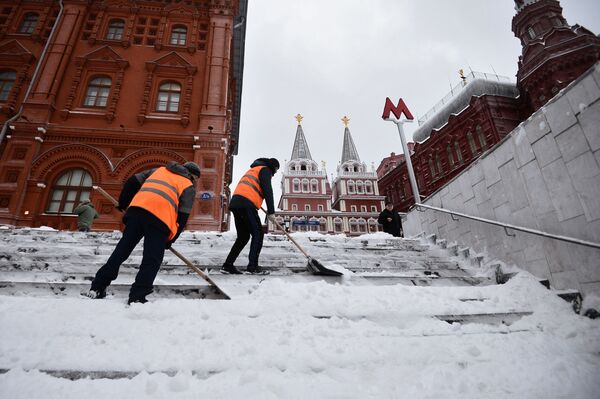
382, 97, 421, 205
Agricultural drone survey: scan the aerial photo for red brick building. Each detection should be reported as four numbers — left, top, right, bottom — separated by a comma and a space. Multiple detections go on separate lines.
0, 0, 247, 231
378, 0, 600, 212
269, 115, 385, 236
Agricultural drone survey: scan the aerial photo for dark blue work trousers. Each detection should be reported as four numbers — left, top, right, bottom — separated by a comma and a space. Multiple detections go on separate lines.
91, 215, 169, 301
224, 207, 263, 268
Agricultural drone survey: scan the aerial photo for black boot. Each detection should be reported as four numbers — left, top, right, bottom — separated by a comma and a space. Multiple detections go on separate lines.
246, 265, 269, 275
220, 263, 242, 274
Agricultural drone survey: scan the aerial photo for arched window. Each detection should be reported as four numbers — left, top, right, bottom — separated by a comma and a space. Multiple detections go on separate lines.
319, 218, 327, 232
356, 181, 364, 194
347, 180, 355, 194
476, 125, 487, 150
106, 19, 125, 40
302, 179, 309, 192
365, 181, 373, 194
84, 76, 112, 107
368, 218, 378, 233
19, 12, 38, 34
0, 70, 16, 101
360, 205, 367, 212
527, 26, 536, 39
429, 159, 436, 178
170, 25, 187, 45
467, 131, 477, 155
358, 218, 367, 233
350, 205, 357, 212
334, 218, 343, 233
292, 204, 298, 211
156, 82, 181, 112
349, 218, 358, 233
311, 179, 318, 193
292, 178, 300, 192
305, 204, 311, 211
454, 142, 463, 164
317, 204, 324, 212
435, 154, 443, 176
309, 217, 319, 232
447, 145, 454, 167
46, 169, 93, 214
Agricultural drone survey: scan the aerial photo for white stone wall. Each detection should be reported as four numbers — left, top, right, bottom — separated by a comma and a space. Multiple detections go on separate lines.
405, 63, 600, 295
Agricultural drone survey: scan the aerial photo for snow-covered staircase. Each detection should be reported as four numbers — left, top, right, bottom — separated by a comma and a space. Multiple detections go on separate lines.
1, 226, 599, 397
0, 227, 495, 299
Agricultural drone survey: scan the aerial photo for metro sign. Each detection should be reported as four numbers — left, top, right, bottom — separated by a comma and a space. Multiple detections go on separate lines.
382, 97, 414, 121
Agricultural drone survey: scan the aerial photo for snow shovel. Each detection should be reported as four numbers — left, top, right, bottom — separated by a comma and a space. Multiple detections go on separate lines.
93, 185, 231, 300
261, 208, 342, 276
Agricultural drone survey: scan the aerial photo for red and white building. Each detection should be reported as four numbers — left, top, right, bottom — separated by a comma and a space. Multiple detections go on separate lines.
269, 115, 385, 236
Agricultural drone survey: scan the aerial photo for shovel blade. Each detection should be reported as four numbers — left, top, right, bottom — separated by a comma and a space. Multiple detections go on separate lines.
307, 257, 343, 277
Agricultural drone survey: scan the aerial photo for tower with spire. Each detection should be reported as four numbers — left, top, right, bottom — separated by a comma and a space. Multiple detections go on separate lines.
274, 114, 332, 233
331, 116, 385, 234
268, 114, 385, 235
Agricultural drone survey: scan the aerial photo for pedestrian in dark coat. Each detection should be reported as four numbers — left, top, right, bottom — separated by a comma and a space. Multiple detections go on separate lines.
73, 199, 99, 232
83, 161, 200, 304
378, 202, 403, 237
221, 157, 279, 275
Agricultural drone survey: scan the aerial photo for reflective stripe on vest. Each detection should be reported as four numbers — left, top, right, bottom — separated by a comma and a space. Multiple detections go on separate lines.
233, 166, 265, 209
129, 167, 192, 239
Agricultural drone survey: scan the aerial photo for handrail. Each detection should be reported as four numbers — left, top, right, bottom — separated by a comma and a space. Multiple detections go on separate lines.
414, 203, 600, 250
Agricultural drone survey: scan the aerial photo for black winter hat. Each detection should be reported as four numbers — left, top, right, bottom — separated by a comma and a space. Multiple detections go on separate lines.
268, 158, 280, 173
183, 161, 201, 178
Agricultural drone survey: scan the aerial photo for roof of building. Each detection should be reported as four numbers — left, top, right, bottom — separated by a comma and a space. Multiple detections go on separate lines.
290, 123, 313, 160
340, 126, 361, 163
412, 74, 519, 143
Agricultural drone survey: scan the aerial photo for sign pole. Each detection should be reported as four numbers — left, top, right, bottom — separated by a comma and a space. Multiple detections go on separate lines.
387, 119, 420, 204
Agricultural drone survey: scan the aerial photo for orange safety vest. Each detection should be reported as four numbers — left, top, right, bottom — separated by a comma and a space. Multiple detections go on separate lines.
233, 166, 265, 209
129, 167, 192, 240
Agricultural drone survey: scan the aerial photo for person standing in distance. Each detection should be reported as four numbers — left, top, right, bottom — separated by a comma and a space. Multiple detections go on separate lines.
73, 199, 99, 232
83, 161, 200, 304
378, 201, 403, 237
221, 157, 279, 275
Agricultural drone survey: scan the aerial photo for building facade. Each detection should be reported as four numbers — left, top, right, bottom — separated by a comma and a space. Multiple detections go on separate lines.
268, 115, 385, 236
378, 0, 600, 212
0, 0, 247, 231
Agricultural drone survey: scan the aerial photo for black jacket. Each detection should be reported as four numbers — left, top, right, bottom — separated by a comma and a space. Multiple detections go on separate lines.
230, 159, 276, 214
378, 208, 403, 237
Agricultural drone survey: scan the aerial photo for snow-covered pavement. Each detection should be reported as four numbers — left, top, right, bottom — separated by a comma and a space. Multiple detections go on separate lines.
1, 272, 599, 398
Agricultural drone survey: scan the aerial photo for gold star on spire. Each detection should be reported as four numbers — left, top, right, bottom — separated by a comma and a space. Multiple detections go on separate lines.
341, 115, 350, 127
295, 113, 303, 125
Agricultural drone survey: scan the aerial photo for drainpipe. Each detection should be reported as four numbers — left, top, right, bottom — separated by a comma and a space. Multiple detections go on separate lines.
0, 0, 65, 145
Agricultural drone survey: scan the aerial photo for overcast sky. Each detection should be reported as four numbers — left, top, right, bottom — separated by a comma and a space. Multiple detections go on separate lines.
234, 0, 600, 207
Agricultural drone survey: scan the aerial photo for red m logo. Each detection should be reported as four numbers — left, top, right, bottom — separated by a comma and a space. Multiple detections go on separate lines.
382, 97, 414, 120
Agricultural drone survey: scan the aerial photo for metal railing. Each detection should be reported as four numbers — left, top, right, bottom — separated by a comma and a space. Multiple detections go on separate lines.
415, 203, 600, 250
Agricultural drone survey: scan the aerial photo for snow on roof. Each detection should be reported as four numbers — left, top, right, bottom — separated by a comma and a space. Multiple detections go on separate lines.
413, 76, 519, 143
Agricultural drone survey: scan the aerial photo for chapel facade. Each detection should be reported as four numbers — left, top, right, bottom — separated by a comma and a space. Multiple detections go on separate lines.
268, 115, 385, 236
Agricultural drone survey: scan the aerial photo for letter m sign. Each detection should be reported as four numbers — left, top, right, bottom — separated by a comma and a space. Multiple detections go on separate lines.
382, 97, 414, 121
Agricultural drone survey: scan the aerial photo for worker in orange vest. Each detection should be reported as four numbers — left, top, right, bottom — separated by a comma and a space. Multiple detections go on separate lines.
221, 157, 279, 275
83, 161, 200, 304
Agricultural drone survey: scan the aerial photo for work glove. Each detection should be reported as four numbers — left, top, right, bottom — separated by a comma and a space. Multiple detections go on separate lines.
165, 240, 174, 250
116, 204, 126, 212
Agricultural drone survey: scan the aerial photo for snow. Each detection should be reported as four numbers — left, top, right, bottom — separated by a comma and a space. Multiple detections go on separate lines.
1, 230, 599, 398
